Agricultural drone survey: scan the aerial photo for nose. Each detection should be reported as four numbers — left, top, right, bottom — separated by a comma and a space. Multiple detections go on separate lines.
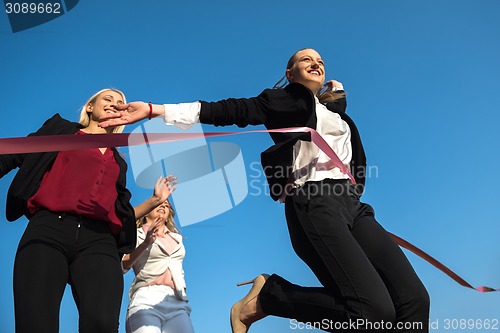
311, 60, 320, 68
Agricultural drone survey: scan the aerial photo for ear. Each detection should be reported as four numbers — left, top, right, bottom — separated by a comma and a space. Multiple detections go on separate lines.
86, 103, 93, 113
286, 68, 294, 82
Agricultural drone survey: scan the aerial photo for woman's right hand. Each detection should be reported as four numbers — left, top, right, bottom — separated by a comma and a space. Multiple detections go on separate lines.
318, 80, 345, 103
144, 217, 163, 245
98, 102, 165, 128
152, 175, 177, 204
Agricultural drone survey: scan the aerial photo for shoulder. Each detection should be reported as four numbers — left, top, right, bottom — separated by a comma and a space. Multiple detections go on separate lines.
44, 113, 72, 126
261, 83, 315, 117
259, 83, 313, 101
170, 232, 183, 243
37, 114, 82, 135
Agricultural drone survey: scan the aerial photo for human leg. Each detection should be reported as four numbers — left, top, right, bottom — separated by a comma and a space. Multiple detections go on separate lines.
153, 286, 194, 333
13, 211, 72, 333
350, 202, 430, 332
127, 286, 193, 333
258, 181, 396, 329
127, 312, 162, 333
161, 312, 194, 333
68, 217, 124, 333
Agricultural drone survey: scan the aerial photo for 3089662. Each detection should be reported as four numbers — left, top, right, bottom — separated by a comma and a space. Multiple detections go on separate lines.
5, 2, 61, 14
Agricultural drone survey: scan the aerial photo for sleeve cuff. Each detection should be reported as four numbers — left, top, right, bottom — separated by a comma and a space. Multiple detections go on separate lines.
163, 102, 201, 129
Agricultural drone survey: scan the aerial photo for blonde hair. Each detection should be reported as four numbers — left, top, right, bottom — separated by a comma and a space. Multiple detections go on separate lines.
136, 199, 180, 234
79, 88, 126, 134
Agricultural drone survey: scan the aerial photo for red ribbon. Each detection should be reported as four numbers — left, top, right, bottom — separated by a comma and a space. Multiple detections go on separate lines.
0, 127, 497, 292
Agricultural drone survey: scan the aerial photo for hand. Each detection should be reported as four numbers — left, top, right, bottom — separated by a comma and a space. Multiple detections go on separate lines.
326, 80, 343, 91
98, 101, 150, 128
152, 175, 177, 204
144, 217, 163, 245
318, 80, 345, 103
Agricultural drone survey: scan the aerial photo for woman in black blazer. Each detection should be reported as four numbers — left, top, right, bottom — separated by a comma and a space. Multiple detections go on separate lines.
0, 89, 173, 333
100, 48, 430, 333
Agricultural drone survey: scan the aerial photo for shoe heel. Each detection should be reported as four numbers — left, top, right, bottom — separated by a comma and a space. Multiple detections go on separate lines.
236, 279, 255, 287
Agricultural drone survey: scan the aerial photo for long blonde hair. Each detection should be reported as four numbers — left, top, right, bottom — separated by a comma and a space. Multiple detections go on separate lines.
136, 199, 180, 234
79, 88, 126, 133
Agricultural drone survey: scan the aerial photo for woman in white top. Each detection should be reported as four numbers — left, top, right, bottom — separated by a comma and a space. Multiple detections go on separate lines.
123, 197, 193, 333
101, 48, 429, 333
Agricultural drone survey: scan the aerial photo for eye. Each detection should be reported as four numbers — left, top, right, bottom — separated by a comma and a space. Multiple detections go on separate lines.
301, 57, 311, 62
318, 60, 325, 66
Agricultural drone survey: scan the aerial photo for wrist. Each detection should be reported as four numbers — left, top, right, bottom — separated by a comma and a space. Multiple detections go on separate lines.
152, 104, 165, 118
148, 195, 163, 208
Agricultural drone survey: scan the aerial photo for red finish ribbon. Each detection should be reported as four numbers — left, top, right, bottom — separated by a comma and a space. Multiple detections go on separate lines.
0, 127, 497, 292
0, 127, 355, 181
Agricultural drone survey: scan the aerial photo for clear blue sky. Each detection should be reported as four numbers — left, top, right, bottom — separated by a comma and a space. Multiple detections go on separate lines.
1, 1, 499, 332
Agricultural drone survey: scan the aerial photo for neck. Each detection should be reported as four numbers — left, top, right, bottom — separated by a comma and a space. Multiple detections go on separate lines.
156, 223, 166, 235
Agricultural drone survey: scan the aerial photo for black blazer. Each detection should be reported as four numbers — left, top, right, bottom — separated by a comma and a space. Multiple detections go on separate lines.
0, 114, 137, 254
199, 83, 367, 200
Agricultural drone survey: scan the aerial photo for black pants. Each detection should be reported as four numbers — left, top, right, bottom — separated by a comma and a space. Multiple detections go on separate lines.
13, 210, 124, 333
259, 180, 430, 332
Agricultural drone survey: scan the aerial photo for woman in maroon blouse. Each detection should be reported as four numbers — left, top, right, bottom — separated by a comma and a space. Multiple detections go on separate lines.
0, 89, 175, 333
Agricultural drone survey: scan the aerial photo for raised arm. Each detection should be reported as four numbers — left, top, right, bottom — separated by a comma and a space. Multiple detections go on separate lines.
319, 80, 347, 113
99, 89, 272, 129
133, 175, 177, 219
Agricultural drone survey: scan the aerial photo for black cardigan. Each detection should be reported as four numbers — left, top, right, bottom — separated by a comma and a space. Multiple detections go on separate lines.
0, 114, 137, 254
200, 83, 367, 200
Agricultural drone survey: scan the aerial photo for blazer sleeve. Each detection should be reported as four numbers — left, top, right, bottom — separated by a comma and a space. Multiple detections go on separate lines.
325, 97, 347, 114
0, 154, 23, 179
0, 121, 51, 179
0, 114, 67, 179
198, 90, 272, 127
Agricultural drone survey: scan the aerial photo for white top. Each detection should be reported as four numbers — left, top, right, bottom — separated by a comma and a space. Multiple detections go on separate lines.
128, 227, 188, 301
291, 96, 351, 186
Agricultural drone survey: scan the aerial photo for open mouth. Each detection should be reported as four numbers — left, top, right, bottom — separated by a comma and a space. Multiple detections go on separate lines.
309, 70, 321, 76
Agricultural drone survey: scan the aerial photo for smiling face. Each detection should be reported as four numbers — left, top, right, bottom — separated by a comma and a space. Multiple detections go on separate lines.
285, 48, 325, 94
86, 90, 125, 121
147, 201, 171, 222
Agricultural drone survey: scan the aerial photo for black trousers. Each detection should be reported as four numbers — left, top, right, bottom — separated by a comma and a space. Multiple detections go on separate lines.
259, 180, 430, 332
13, 210, 124, 333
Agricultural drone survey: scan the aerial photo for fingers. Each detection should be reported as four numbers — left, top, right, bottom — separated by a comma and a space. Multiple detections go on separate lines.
161, 175, 178, 191
115, 103, 130, 111
166, 175, 177, 194
167, 175, 178, 188
155, 176, 163, 188
166, 175, 178, 183
98, 111, 124, 121
153, 216, 164, 228
98, 119, 124, 128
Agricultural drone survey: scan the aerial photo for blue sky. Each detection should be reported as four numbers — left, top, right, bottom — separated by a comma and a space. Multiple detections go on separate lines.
1, 1, 499, 332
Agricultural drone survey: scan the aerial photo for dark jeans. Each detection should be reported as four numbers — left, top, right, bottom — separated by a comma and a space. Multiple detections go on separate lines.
259, 180, 430, 332
13, 210, 124, 333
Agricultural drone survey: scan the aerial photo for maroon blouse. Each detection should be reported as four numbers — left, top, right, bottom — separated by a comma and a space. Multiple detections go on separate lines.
27, 131, 123, 234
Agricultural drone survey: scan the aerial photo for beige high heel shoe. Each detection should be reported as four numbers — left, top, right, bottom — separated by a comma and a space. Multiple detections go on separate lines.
230, 274, 270, 333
